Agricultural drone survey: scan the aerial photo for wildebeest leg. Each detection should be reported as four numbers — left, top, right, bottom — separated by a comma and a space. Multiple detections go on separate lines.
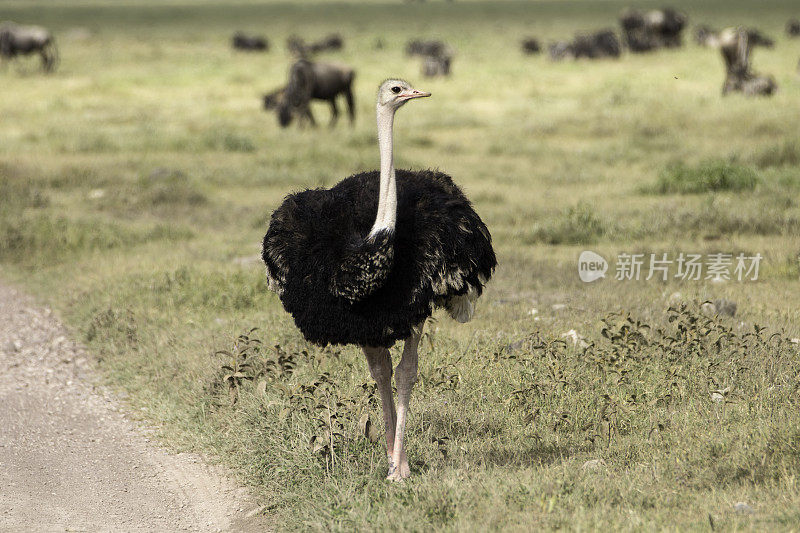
305, 106, 316, 128
328, 98, 339, 128
298, 104, 316, 129
41, 43, 57, 73
722, 74, 734, 95
344, 87, 355, 126
39, 49, 50, 72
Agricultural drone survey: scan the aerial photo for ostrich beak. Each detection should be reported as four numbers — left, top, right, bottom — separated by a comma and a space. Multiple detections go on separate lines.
401, 89, 431, 100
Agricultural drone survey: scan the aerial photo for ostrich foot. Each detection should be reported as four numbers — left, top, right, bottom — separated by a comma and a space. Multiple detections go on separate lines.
386, 457, 411, 481
398, 459, 411, 479
386, 465, 405, 482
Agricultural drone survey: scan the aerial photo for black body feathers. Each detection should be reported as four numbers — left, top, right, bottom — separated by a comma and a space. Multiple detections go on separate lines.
262, 169, 496, 348
330, 229, 395, 303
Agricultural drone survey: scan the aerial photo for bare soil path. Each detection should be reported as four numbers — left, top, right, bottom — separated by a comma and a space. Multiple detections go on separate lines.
0, 282, 270, 532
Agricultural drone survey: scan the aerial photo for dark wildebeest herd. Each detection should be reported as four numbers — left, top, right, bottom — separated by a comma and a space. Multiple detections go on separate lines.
4, 7, 798, 130
262, 34, 453, 129
542, 7, 685, 62
548, 29, 622, 60
541, 8, 686, 62
619, 7, 686, 52
286, 33, 344, 58
521, 7, 798, 97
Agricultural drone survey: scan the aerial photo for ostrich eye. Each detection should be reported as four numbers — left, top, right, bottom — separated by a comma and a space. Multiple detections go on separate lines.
391, 86, 401, 94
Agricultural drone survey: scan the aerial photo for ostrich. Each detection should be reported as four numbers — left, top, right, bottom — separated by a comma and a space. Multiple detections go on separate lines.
261, 79, 496, 481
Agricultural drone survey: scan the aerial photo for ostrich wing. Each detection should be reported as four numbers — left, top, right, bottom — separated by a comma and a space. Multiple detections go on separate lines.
262, 186, 393, 303
330, 229, 394, 303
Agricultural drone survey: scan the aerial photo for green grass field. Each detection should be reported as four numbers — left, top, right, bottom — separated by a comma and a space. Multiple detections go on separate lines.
2, 0, 800, 530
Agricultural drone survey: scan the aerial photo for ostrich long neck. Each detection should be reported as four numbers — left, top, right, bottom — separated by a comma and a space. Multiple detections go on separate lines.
369, 105, 397, 237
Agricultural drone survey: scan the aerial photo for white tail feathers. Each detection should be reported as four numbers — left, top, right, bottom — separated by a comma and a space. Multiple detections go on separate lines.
446, 289, 477, 323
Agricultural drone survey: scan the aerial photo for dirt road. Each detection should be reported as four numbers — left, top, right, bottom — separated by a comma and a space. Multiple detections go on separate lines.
0, 282, 270, 532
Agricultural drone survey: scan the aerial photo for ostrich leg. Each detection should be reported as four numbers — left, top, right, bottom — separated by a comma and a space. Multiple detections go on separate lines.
388, 325, 422, 481
363, 346, 399, 470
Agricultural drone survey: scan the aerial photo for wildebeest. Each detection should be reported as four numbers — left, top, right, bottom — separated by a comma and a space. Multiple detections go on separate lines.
232, 32, 268, 52
620, 8, 687, 52
717, 27, 777, 97
0, 21, 58, 72
274, 59, 355, 128
405, 39, 454, 77
787, 19, 800, 37
573, 30, 621, 58
521, 37, 541, 55
548, 29, 621, 61
405, 39, 449, 58
286, 33, 344, 58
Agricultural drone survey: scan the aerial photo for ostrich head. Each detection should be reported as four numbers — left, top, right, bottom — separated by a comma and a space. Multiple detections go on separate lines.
377, 79, 430, 110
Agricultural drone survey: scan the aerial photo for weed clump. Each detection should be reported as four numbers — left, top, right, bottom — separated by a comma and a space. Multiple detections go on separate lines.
753, 139, 800, 168
208, 329, 374, 476
85, 307, 138, 345
92, 169, 208, 215
526, 202, 607, 245
672, 196, 800, 237
147, 267, 268, 310
501, 304, 800, 483
653, 161, 759, 194
203, 130, 256, 153
0, 168, 49, 214
138, 169, 207, 207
